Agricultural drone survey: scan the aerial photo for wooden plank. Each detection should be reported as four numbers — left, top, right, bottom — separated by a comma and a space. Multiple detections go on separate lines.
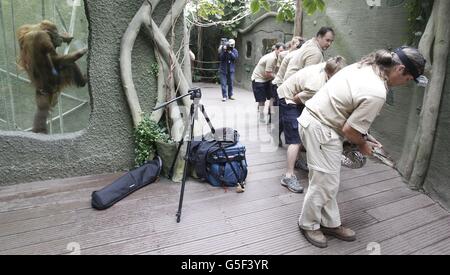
0, 173, 121, 198
337, 178, 405, 203
218, 186, 417, 255
0, 175, 292, 253
4, 169, 411, 254
412, 236, 450, 255
366, 194, 436, 221
287, 204, 448, 255
0, 163, 418, 254
350, 217, 450, 255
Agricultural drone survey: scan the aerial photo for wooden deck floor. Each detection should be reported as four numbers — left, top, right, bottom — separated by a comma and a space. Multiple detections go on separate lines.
1, 84, 449, 255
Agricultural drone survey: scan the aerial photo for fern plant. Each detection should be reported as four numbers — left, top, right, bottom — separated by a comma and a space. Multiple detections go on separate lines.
134, 115, 173, 166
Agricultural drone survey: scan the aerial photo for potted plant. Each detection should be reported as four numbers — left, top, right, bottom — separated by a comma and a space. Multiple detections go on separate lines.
134, 115, 184, 182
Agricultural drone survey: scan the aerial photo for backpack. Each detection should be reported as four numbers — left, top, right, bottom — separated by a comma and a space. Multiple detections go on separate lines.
189, 128, 247, 188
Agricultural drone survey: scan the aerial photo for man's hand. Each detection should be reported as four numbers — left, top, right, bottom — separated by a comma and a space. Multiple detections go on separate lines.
358, 141, 373, 156
366, 134, 383, 148
293, 94, 303, 105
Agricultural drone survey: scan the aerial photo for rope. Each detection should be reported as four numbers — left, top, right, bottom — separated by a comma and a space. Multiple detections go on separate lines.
194, 75, 218, 79
194, 60, 220, 64
193, 67, 218, 71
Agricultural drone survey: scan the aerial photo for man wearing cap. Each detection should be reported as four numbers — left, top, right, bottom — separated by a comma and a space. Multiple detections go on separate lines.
219, 39, 239, 102
297, 47, 427, 248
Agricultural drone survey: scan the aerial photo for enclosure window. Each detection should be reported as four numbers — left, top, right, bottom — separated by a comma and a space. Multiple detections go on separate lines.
262, 38, 278, 55
0, 0, 89, 134
246, 41, 252, 59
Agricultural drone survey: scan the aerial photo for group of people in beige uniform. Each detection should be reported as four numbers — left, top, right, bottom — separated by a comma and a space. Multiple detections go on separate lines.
250, 27, 427, 248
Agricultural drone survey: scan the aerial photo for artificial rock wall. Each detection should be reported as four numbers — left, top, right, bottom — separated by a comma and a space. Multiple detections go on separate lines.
0, 0, 184, 184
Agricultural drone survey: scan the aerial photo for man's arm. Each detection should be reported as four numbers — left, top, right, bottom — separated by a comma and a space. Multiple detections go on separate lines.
342, 123, 375, 156
229, 48, 238, 60
219, 48, 227, 61
264, 71, 274, 79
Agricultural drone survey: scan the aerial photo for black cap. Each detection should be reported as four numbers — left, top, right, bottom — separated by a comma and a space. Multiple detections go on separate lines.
394, 47, 422, 83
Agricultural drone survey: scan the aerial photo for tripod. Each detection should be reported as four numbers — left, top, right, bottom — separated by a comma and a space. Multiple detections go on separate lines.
153, 87, 245, 223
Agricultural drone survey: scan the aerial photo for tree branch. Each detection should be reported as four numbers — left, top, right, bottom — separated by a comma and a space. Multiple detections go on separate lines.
120, 0, 160, 127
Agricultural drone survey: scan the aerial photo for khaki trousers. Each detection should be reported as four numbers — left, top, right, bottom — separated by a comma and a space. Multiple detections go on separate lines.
298, 110, 343, 230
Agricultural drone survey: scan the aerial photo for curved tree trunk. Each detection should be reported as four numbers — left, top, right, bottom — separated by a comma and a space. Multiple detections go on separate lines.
183, 18, 193, 87
409, 0, 450, 189
120, 0, 161, 127
150, 0, 188, 124
143, 19, 191, 107
293, 0, 303, 37
402, 3, 436, 181
121, 0, 191, 141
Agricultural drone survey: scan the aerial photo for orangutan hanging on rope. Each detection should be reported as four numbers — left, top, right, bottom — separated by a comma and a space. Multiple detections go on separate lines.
17, 20, 87, 134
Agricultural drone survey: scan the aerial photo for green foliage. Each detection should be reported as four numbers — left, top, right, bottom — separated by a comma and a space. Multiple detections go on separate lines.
249, 0, 272, 13
405, 0, 434, 46
198, 1, 225, 20
134, 115, 173, 166
250, 0, 325, 23
150, 63, 159, 77
276, 2, 296, 22
192, 0, 246, 38
303, 0, 326, 15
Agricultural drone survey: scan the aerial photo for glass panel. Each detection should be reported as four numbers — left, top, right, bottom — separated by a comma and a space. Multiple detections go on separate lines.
0, 0, 89, 134
262, 38, 277, 55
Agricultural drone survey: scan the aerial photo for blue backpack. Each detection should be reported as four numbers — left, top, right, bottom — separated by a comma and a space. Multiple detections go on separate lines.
189, 128, 247, 188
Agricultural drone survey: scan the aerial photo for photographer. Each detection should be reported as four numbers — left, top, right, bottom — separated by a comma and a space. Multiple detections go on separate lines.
219, 38, 239, 102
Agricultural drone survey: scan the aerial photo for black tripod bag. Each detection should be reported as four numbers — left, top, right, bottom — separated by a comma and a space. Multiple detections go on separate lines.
91, 156, 162, 210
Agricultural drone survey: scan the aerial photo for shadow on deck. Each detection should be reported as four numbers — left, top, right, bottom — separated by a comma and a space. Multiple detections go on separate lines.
1, 83, 449, 255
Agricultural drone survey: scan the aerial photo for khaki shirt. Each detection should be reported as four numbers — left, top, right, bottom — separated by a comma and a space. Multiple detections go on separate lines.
272, 49, 300, 86
276, 50, 289, 72
251, 52, 278, 83
277, 62, 328, 105
283, 39, 324, 82
305, 63, 387, 136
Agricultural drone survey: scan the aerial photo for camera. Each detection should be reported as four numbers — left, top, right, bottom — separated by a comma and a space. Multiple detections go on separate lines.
220, 38, 234, 51
188, 87, 202, 99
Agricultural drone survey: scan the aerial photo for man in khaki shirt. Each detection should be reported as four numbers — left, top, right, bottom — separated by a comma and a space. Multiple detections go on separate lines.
251, 43, 285, 122
283, 27, 335, 82
277, 57, 346, 193
297, 47, 426, 248
270, 37, 304, 144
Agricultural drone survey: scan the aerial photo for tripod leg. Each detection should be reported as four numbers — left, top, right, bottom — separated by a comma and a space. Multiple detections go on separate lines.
200, 104, 215, 134
169, 138, 183, 179
169, 136, 185, 180
176, 104, 196, 223
218, 142, 245, 193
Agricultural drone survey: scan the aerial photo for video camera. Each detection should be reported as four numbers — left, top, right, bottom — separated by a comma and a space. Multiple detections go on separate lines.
220, 38, 234, 51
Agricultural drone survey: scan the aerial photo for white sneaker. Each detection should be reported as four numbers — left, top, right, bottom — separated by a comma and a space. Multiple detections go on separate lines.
222, 98, 227, 102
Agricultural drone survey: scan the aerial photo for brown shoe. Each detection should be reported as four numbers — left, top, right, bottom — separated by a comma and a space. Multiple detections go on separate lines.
321, 226, 356, 242
300, 228, 328, 248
